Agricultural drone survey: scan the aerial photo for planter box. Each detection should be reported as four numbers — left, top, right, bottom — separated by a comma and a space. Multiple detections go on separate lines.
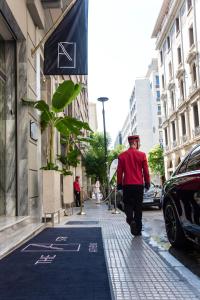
42, 170, 61, 213
63, 175, 74, 204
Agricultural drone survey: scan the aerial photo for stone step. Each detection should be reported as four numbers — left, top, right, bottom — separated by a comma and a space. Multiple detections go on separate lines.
0, 217, 45, 259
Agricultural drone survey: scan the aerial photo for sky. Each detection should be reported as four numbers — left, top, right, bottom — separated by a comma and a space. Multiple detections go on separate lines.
88, 0, 162, 147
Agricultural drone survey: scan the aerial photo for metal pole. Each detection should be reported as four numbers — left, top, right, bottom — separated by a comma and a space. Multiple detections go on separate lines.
112, 186, 120, 214
102, 102, 110, 208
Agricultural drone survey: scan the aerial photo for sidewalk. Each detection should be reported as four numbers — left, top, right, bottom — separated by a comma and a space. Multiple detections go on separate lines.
58, 200, 200, 300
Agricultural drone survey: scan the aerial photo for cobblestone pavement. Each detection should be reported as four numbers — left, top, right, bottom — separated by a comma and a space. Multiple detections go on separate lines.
61, 201, 200, 300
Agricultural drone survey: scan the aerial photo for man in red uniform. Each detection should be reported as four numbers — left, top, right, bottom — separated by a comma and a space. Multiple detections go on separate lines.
117, 135, 150, 236
73, 176, 81, 207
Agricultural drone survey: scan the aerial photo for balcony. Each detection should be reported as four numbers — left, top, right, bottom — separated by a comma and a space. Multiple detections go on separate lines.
172, 140, 177, 148
164, 145, 169, 152
189, 82, 198, 94
186, 45, 197, 64
175, 64, 184, 79
167, 80, 175, 90
161, 91, 167, 100
193, 126, 200, 137
180, 135, 187, 144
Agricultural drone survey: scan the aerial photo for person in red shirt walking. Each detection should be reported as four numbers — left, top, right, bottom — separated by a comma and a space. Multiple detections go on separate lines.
117, 135, 150, 236
73, 176, 81, 207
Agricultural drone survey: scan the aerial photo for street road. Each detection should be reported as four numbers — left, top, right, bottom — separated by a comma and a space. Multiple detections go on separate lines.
143, 208, 200, 278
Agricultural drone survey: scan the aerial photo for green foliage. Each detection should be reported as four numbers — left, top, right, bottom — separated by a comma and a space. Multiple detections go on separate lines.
22, 80, 91, 170
83, 132, 110, 184
40, 162, 59, 171
148, 144, 164, 176
83, 133, 124, 185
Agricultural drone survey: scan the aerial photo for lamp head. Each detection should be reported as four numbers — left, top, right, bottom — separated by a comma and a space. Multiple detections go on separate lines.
97, 97, 109, 102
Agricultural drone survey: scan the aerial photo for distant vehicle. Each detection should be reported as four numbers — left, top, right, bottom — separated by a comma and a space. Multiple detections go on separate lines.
143, 182, 162, 209
116, 182, 162, 211
162, 144, 200, 248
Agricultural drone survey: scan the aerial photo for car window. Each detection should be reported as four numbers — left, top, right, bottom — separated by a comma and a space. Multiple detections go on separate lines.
174, 156, 189, 175
186, 145, 200, 172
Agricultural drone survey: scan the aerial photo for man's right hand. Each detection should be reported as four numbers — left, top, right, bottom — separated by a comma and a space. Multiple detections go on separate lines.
145, 183, 150, 190
117, 184, 122, 191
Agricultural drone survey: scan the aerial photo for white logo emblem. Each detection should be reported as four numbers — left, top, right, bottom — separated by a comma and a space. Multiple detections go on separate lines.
58, 42, 76, 69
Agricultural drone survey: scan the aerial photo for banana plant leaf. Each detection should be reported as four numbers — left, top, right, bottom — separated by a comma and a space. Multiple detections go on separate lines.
52, 81, 82, 112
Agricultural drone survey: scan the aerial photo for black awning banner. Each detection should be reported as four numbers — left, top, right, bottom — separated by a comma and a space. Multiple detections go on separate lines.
44, 0, 88, 75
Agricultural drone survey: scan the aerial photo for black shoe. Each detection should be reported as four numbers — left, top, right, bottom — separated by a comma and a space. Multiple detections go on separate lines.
130, 221, 138, 236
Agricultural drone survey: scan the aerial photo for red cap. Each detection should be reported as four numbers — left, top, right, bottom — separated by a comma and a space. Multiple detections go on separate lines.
128, 135, 140, 143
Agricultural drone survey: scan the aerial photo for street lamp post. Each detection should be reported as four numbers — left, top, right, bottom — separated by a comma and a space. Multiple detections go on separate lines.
97, 97, 110, 203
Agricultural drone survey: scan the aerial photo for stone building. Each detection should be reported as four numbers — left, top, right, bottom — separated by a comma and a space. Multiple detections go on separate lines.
0, 0, 89, 245
152, 0, 200, 179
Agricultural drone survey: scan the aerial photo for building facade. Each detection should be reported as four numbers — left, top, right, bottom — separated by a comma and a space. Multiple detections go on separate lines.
0, 0, 89, 221
88, 102, 98, 132
152, 0, 200, 179
129, 78, 158, 154
120, 114, 131, 148
146, 59, 163, 148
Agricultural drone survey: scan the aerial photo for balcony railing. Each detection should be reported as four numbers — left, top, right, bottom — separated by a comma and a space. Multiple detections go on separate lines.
180, 135, 187, 144
189, 82, 198, 94
164, 145, 169, 152
193, 126, 200, 137
172, 140, 177, 148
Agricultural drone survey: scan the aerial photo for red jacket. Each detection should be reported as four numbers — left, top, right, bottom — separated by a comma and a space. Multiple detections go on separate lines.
73, 180, 80, 192
117, 147, 150, 186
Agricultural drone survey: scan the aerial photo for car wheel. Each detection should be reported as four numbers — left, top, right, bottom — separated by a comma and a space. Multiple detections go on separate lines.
164, 201, 187, 248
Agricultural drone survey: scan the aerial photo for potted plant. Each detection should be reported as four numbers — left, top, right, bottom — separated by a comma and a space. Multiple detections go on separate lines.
22, 80, 91, 216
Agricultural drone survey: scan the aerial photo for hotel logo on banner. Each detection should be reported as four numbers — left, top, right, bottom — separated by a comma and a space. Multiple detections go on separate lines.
58, 42, 76, 69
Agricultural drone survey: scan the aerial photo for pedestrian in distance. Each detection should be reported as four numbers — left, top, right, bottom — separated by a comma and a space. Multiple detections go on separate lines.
73, 176, 81, 207
94, 178, 101, 204
117, 135, 150, 236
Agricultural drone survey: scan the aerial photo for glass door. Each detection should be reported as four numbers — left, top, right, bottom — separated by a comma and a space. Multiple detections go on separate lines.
0, 35, 6, 215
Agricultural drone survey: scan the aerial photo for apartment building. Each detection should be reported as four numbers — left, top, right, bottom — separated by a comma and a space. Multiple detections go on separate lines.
129, 78, 157, 154
120, 114, 131, 148
88, 102, 98, 132
146, 59, 163, 148
152, 0, 200, 179
0, 0, 89, 222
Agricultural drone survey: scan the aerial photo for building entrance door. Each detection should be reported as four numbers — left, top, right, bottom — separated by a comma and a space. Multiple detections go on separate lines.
0, 35, 6, 215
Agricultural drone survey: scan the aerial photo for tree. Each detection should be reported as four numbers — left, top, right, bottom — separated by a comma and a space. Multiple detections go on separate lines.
84, 134, 124, 186
148, 144, 165, 183
22, 80, 91, 170
83, 132, 111, 185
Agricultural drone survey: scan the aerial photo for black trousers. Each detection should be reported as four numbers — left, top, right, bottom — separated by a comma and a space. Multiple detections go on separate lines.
123, 185, 144, 232
74, 191, 81, 207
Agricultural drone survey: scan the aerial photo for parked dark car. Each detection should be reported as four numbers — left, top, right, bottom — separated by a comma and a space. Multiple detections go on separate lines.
162, 144, 200, 248
143, 182, 162, 209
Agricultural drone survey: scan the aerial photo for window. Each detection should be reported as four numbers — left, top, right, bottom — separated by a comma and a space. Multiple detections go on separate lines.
164, 101, 167, 117
156, 90, 160, 100
181, 114, 186, 135
193, 103, 199, 128
164, 128, 168, 145
192, 64, 197, 84
177, 46, 182, 64
187, 0, 192, 11
160, 50, 163, 64
172, 121, 176, 141
159, 117, 162, 127
186, 146, 200, 172
157, 104, 161, 115
162, 74, 165, 89
167, 36, 170, 50
175, 157, 189, 175
155, 75, 159, 88
189, 26, 194, 47
171, 91, 175, 110
169, 62, 172, 80
176, 17, 180, 34
180, 79, 184, 99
